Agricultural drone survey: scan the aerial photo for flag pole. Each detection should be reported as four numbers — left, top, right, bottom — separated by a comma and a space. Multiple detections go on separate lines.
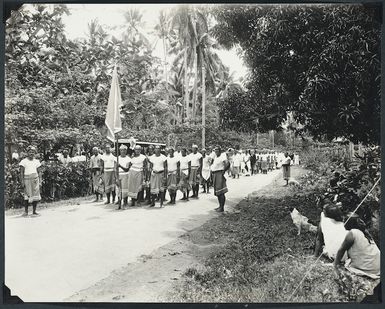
116, 133, 121, 205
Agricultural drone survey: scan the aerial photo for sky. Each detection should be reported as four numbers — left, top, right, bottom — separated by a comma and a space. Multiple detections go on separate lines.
59, 4, 248, 82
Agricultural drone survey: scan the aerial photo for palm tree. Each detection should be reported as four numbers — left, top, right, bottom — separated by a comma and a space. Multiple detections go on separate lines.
122, 8, 151, 49
196, 23, 229, 147
170, 5, 197, 122
154, 11, 172, 112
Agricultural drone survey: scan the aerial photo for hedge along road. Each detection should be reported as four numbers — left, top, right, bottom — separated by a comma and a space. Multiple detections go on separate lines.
5, 169, 281, 302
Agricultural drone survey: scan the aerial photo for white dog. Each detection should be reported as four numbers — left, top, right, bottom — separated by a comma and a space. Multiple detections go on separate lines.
288, 178, 301, 187
290, 207, 317, 235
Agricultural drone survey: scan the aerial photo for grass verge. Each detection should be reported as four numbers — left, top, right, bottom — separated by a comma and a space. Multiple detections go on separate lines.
168, 167, 379, 303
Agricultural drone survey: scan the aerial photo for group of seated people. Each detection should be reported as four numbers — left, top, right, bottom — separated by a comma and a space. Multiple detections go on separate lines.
314, 202, 380, 279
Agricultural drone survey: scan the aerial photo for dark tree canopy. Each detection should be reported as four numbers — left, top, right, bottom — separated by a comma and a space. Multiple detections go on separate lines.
212, 4, 381, 145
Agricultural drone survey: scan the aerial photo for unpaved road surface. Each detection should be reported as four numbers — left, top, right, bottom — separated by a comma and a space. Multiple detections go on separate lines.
5, 170, 281, 302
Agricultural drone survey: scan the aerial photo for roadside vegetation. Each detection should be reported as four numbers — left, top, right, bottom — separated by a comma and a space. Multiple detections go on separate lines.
169, 147, 380, 302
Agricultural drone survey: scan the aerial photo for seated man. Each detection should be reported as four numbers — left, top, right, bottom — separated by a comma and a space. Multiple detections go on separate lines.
314, 203, 348, 261
334, 214, 380, 279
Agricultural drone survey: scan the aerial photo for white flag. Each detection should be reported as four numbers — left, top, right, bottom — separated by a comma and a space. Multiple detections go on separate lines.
105, 65, 122, 142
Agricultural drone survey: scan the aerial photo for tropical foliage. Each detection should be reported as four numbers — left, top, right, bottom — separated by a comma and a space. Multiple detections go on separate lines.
5, 4, 236, 155
5, 3, 380, 155
212, 4, 381, 144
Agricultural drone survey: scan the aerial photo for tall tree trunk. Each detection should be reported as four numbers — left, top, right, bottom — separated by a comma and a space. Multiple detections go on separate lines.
192, 41, 198, 124
201, 64, 206, 149
184, 47, 189, 121
162, 36, 170, 124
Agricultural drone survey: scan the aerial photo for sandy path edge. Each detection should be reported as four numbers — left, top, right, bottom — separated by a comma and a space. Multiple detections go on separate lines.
66, 171, 283, 302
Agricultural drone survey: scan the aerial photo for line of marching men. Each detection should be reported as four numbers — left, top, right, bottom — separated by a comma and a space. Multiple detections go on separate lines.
89, 143, 230, 212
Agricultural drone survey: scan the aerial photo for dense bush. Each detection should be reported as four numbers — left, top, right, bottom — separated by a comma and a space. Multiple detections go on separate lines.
4, 161, 91, 209
4, 162, 25, 209
299, 146, 381, 244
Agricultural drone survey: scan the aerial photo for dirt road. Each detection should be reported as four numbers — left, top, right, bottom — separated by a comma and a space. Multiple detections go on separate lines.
5, 170, 281, 302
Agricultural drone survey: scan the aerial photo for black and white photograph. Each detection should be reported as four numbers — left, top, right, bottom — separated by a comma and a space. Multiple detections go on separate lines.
3, 2, 382, 304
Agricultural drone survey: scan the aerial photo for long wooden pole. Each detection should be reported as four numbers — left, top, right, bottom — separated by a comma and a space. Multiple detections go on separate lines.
115, 135, 121, 202
184, 47, 189, 121
201, 65, 206, 149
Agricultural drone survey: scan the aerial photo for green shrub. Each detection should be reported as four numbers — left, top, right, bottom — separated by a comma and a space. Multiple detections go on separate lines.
5, 161, 92, 209
4, 162, 25, 209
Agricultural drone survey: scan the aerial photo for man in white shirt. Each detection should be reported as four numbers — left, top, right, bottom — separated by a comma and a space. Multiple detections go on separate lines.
179, 148, 191, 201
294, 154, 300, 165
239, 150, 246, 174
58, 149, 72, 166
211, 146, 230, 212
73, 152, 87, 163
116, 145, 131, 209
174, 146, 182, 160
189, 144, 202, 198
101, 144, 117, 204
166, 147, 180, 204
148, 145, 167, 207
232, 150, 241, 178
12, 150, 19, 163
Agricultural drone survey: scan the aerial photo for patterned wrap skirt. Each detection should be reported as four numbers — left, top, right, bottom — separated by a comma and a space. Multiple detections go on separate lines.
282, 164, 291, 180
178, 170, 191, 193
212, 170, 228, 196
92, 169, 104, 194
127, 169, 144, 198
23, 173, 41, 203
118, 172, 129, 199
104, 170, 116, 193
189, 166, 200, 186
150, 171, 165, 194
167, 171, 178, 192
201, 169, 211, 183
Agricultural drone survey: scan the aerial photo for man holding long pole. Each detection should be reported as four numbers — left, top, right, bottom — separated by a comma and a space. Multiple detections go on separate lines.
105, 64, 123, 208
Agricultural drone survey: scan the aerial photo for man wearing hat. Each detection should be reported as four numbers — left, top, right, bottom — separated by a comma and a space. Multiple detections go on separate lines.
189, 144, 202, 198
100, 144, 117, 204
89, 147, 104, 202
148, 145, 167, 207
116, 144, 131, 209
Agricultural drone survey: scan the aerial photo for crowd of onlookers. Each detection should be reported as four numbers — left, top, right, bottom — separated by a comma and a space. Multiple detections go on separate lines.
225, 148, 300, 178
